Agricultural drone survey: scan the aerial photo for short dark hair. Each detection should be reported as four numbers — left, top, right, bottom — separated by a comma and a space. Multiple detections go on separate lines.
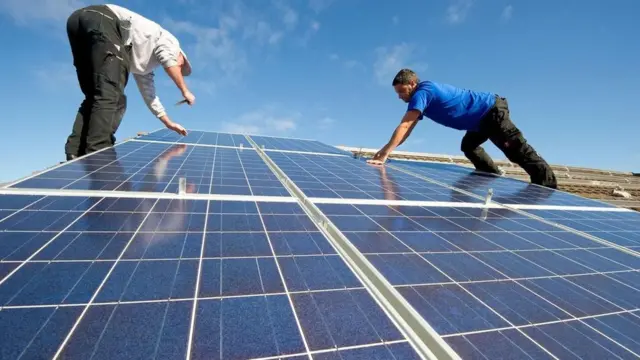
392, 68, 419, 86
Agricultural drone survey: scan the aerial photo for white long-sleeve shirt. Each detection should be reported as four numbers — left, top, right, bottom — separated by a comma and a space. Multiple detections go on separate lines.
105, 4, 191, 118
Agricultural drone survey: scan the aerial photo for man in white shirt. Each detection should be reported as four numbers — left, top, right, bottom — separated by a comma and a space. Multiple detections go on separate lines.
64, 4, 194, 160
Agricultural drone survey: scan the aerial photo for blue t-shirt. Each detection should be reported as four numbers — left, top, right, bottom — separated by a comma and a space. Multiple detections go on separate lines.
407, 81, 496, 131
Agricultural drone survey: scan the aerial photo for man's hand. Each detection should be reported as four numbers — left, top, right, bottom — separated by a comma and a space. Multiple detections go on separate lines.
159, 114, 188, 136
181, 89, 195, 106
164, 120, 188, 136
366, 110, 421, 166
366, 148, 389, 166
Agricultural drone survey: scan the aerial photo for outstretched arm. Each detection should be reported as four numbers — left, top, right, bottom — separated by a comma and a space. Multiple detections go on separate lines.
133, 73, 188, 136
164, 64, 195, 105
367, 110, 421, 165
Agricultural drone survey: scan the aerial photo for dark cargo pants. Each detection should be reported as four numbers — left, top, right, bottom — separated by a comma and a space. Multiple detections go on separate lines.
460, 96, 558, 189
64, 5, 131, 160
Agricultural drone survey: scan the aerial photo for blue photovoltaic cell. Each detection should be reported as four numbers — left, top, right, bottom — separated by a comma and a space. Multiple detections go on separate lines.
391, 160, 617, 207
136, 129, 249, 147
316, 202, 640, 358
249, 134, 350, 155
267, 151, 480, 202
0, 194, 422, 359
6, 127, 640, 359
525, 209, 640, 251
9, 141, 290, 197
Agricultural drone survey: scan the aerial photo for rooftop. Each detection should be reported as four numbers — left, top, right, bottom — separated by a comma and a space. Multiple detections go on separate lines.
1, 129, 639, 359
338, 145, 640, 212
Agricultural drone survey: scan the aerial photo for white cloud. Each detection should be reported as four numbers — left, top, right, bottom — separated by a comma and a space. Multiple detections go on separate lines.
244, 20, 284, 45
344, 60, 364, 69
163, 18, 247, 78
298, 20, 321, 46
318, 117, 335, 130
501, 5, 513, 21
223, 123, 261, 134
33, 62, 76, 90
0, 0, 84, 24
328, 54, 364, 70
405, 137, 425, 146
446, 0, 474, 24
373, 43, 427, 85
309, 0, 336, 13
279, 3, 299, 29
220, 106, 301, 136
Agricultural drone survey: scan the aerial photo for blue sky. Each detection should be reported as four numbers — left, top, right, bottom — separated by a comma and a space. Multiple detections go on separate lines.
0, 0, 638, 183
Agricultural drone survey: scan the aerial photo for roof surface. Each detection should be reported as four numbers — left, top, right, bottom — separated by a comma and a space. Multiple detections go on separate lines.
1, 129, 639, 359
339, 146, 640, 212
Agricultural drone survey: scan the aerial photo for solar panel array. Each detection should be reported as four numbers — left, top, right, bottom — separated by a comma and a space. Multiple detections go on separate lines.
2, 129, 640, 360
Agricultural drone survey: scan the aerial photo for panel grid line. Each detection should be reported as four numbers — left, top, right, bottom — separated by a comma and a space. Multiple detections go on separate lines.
132, 138, 246, 151
247, 136, 461, 360
375, 208, 640, 357
0, 197, 107, 288
69, 142, 159, 191
0, 139, 136, 189
3, 130, 640, 360
337, 205, 564, 359
388, 162, 640, 258
185, 140, 217, 359
320, 201, 640, 358
440, 309, 640, 339
0, 286, 375, 311
240, 135, 314, 359
51, 197, 163, 359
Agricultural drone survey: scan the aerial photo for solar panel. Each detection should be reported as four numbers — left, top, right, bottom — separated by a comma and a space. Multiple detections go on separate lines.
249, 135, 350, 155
137, 129, 249, 147
391, 160, 617, 208
524, 209, 640, 250
8, 142, 290, 197
0, 193, 422, 359
3, 128, 639, 359
138, 129, 348, 156
267, 152, 480, 202
314, 202, 640, 358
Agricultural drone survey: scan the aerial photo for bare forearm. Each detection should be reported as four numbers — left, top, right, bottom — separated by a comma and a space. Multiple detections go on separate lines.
165, 66, 188, 93
398, 121, 417, 146
159, 114, 171, 125
384, 122, 412, 152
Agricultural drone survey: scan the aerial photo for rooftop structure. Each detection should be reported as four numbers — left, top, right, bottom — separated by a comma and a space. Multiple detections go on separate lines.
339, 145, 640, 212
1, 129, 639, 359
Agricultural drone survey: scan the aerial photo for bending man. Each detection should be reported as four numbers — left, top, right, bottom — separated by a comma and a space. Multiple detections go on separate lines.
367, 68, 557, 189
65, 4, 193, 160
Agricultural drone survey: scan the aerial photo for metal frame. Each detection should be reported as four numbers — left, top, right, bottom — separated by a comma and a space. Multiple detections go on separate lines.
2, 127, 639, 359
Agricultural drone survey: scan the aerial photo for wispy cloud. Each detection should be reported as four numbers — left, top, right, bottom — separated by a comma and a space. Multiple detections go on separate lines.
220, 105, 301, 136
329, 53, 365, 70
392, 16, 399, 25
274, 1, 299, 29
298, 20, 321, 46
317, 117, 335, 130
163, 17, 247, 84
33, 62, 76, 90
0, 0, 84, 24
446, 0, 474, 24
501, 5, 513, 22
309, 0, 336, 13
373, 43, 427, 85
344, 60, 365, 70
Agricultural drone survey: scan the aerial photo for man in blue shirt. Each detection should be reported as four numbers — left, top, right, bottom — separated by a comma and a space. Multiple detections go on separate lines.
367, 68, 557, 189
